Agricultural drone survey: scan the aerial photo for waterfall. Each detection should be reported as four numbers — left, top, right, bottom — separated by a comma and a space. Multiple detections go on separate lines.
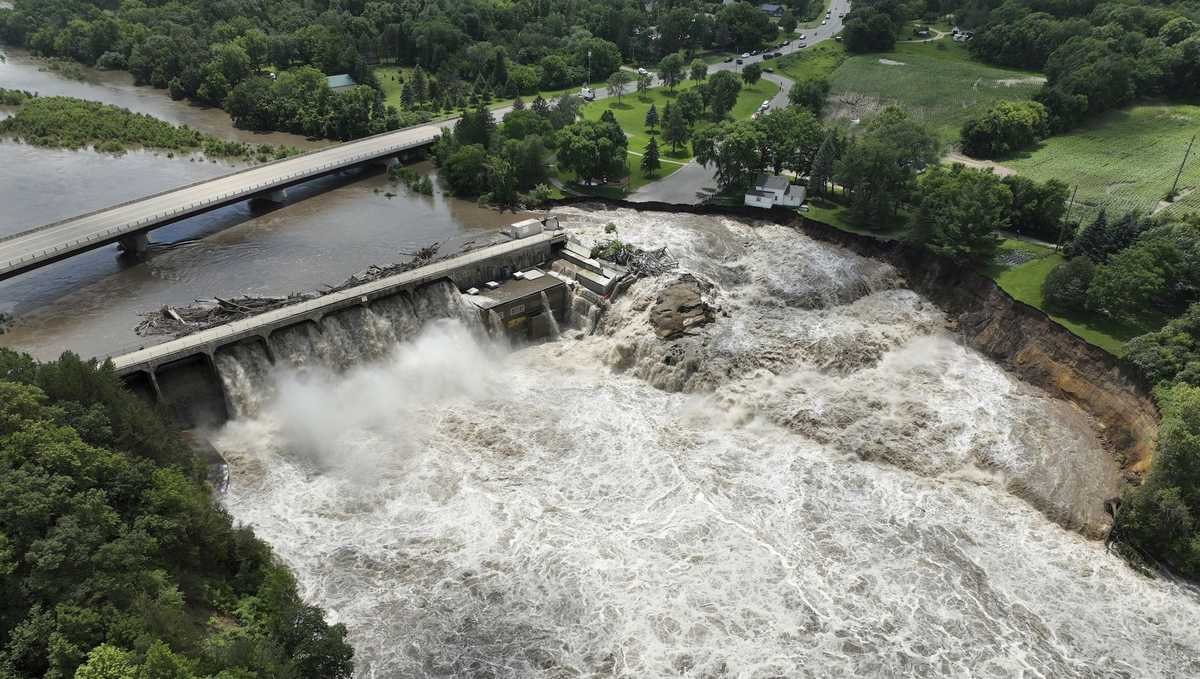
213, 280, 489, 418
213, 341, 274, 418
539, 291, 560, 340
487, 309, 506, 342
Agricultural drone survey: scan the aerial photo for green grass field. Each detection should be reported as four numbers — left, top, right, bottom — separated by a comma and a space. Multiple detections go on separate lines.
1003, 103, 1200, 224
375, 65, 609, 116
776, 42, 847, 83
824, 40, 1043, 143
578, 78, 780, 191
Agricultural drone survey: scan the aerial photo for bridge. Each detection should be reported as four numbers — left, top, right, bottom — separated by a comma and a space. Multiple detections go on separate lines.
0, 120, 449, 282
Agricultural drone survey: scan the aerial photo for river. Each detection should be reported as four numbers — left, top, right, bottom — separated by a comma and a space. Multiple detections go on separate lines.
211, 208, 1200, 678
0, 48, 530, 359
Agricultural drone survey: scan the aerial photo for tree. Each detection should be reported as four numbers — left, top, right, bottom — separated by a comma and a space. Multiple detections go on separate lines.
636, 72, 653, 99
607, 70, 632, 104
836, 138, 911, 229
675, 89, 705, 125
641, 136, 662, 177
74, 645, 135, 679
442, 144, 491, 195
662, 102, 690, 153
486, 154, 519, 205
716, 2, 778, 51
911, 165, 1011, 264
694, 120, 765, 191
690, 59, 708, 83
1003, 176, 1069, 242
755, 107, 823, 174
1126, 302, 1200, 387
742, 62, 763, 85
701, 70, 742, 121
781, 9, 798, 35
645, 103, 659, 131
453, 104, 496, 147
809, 129, 843, 195
843, 10, 896, 53
1042, 257, 1095, 313
960, 100, 1049, 158
657, 52, 685, 90
499, 108, 552, 142
556, 119, 628, 185
788, 77, 831, 116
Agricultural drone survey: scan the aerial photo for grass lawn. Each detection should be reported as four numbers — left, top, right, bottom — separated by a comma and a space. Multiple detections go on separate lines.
1002, 103, 1200, 225
824, 39, 1043, 143
985, 242, 1163, 355
803, 196, 910, 239
375, 65, 609, 117
777, 42, 847, 83
576, 78, 780, 191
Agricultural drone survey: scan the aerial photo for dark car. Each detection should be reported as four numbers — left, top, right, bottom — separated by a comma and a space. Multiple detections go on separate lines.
750, 49, 759, 55
763, 52, 775, 60
735, 58, 744, 65
773, 51, 783, 58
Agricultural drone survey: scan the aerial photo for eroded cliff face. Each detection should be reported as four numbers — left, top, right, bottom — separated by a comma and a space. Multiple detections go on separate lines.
547, 198, 1160, 477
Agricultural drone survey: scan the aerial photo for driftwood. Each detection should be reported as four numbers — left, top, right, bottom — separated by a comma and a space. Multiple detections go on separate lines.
135, 242, 442, 338
589, 239, 677, 277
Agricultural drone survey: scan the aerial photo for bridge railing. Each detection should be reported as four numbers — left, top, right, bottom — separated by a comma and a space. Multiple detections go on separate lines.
1, 135, 440, 274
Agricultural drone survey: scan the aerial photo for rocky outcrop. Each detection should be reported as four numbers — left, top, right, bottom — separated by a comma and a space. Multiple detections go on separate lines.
649, 274, 716, 339
545, 197, 1161, 476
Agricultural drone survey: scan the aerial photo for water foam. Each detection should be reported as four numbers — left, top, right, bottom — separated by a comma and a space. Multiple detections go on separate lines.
211, 209, 1200, 678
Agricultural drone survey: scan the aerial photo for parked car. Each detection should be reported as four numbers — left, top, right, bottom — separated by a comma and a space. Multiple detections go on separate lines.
760, 100, 771, 111
740, 52, 750, 58
750, 49, 759, 55
798, 41, 807, 48
763, 52, 775, 60
773, 51, 783, 58
736, 58, 744, 65
637, 67, 649, 75
764, 66, 775, 73
821, 19, 828, 25
580, 87, 595, 101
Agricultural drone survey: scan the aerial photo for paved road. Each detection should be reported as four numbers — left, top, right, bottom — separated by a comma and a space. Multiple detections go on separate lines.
631, 0, 851, 204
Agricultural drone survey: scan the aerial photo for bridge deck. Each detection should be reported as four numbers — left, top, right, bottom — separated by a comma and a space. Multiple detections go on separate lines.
110, 229, 565, 374
0, 120, 448, 281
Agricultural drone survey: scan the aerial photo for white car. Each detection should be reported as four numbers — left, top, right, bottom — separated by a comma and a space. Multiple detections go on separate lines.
741, 52, 750, 58
637, 67, 649, 76
821, 19, 828, 24
760, 100, 771, 111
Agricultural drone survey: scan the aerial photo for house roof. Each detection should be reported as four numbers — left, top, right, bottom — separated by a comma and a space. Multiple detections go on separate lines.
760, 3, 784, 12
326, 74, 357, 89
755, 174, 790, 191
745, 189, 774, 198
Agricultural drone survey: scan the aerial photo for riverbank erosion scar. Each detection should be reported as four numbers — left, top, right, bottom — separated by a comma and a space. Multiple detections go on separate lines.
545, 197, 1160, 476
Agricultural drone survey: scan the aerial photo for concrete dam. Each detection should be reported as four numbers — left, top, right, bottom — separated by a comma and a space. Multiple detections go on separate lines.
112, 216, 625, 426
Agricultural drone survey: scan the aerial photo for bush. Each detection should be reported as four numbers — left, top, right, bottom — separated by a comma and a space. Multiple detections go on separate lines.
95, 51, 126, 70
1041, 257, 1094, 313
959, 100, 1049, 158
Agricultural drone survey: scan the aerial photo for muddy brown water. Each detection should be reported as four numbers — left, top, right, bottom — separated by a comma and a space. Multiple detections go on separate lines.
0, 49, 531, 360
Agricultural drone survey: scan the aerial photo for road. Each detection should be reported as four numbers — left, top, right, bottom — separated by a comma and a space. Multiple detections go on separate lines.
2, 1, 849, 278
631, 0, 851, 203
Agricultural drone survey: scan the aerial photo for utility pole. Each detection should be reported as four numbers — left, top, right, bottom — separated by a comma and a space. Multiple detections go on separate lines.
1168, 134, 1196, 200
1058, 185, 1079, 252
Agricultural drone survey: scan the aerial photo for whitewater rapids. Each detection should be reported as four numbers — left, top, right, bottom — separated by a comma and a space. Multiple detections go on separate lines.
212, 208, 1200, 678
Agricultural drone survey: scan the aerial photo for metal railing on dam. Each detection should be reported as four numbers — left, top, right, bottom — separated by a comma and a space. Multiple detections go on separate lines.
0, 121, 447, 282
112, 226, 567, 426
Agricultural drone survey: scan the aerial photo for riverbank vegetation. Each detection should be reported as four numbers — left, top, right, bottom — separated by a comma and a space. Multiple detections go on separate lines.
0, 90, 300, 162
0, 0, 795, 139
0, 350, 354, 678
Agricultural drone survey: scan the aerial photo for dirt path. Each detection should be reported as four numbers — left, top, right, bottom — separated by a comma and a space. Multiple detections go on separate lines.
944, 151, 1016, 177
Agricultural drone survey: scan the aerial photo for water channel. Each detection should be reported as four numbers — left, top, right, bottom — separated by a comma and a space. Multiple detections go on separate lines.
0, 48, 530, 359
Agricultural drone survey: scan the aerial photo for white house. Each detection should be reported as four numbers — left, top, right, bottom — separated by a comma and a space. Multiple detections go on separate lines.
744, 174, 805, 209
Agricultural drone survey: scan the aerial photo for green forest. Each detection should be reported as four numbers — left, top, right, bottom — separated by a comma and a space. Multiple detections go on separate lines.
0, 351, 354, 678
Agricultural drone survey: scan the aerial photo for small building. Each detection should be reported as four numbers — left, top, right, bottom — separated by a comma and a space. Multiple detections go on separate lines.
758, 3, 785, 16
326, 74, 357, 92
744, 174, 806, 209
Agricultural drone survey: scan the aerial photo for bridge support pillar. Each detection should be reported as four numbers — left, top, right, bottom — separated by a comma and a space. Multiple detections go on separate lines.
254, 187, 288, 203
118, 233, 149, 254
373, 156, 400, 170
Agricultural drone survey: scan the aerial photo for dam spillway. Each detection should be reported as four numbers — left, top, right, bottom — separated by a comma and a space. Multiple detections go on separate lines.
204, 207, 1200, 678
112, 219, 589, 426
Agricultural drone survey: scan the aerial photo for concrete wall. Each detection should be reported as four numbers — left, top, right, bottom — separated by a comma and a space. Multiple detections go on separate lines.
115, 227, 567, 426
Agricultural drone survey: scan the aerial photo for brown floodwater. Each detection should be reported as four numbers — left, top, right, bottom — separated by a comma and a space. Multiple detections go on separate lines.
0, 50, 531, 361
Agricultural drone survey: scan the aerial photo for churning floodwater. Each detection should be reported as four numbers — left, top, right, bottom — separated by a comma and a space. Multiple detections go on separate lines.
211, 208, 1200, 678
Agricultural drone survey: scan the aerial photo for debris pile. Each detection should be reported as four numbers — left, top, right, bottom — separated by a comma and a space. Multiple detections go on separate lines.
589, 238, 677, 278
135, 242, 444, 338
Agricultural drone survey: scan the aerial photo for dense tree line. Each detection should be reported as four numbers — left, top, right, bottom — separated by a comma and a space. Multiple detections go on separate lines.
0, 0, 789, 138
0, 350, 353, 678
1043, 212, 1200, 322
959, 100, 1049, 158
963, 0, 1200, 132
